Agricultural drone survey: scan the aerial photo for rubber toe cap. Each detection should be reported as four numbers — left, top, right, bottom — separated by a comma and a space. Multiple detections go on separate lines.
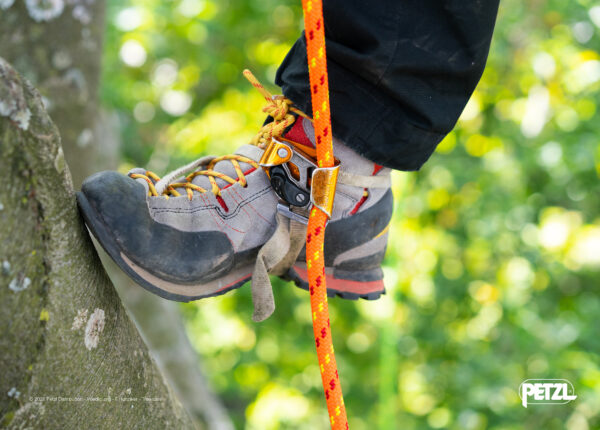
80, 171, 234, 284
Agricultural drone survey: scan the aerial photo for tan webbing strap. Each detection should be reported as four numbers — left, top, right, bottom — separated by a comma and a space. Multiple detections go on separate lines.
337, 170, 390, 188
251, 212, 307, 322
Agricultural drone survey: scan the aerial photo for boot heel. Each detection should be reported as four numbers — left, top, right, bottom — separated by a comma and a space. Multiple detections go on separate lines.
287, 189, 392, 300
287, 262, 385, 300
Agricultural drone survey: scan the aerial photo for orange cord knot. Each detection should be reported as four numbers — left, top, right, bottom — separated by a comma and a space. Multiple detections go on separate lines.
244, 69, 310, 149
264, 96, 292, 121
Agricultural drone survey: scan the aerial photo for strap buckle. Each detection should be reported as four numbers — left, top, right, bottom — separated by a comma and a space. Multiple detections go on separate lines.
276, 203, 309, 225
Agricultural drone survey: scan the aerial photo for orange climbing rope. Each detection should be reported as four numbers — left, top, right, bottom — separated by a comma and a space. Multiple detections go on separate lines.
301, 0, 349, 428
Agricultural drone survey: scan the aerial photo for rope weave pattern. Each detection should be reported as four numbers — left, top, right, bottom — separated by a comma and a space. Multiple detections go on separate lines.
302, 0, 349, 428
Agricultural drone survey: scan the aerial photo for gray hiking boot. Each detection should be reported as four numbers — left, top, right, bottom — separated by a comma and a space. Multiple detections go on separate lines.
77, 87, 392, 304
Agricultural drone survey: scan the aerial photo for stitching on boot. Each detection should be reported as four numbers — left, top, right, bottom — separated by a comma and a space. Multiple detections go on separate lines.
150, 186, 273, 219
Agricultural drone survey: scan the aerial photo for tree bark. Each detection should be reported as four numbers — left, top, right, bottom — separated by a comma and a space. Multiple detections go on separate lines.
0, 0, 109, 187
104, 260, 235, 430
0, 58, 194, 429
0, 3, 232, 427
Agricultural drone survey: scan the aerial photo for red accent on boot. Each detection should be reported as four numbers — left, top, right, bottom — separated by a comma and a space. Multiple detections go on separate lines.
349, 165, 385, 215
216, 195, 229, 212
349, 193, 368, 216
372, 164, 384, 175
284, 119, 315, 149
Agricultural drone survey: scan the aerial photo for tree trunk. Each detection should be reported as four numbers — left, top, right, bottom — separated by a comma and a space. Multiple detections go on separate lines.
104, 260, 235, 430
0, 3, 232, 427
0, 0, 108, 187
0, 58, 194, 428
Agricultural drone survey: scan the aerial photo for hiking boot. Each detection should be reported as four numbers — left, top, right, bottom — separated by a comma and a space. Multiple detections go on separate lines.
77, 73, 392, 303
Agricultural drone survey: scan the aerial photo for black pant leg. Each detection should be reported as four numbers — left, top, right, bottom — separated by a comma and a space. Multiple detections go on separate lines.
276, 0, 500, 171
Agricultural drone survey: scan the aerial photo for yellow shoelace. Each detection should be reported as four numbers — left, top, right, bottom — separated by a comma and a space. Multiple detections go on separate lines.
130, 70, 307, 200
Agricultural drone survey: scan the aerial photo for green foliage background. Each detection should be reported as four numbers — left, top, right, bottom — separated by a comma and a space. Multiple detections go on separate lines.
101, 0, 600, 428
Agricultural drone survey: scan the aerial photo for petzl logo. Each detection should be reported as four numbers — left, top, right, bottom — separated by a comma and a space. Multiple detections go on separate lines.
519, 379, 577, 408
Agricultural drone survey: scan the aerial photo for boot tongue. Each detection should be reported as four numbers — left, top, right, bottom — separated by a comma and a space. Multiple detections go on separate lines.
282, 117, 316, 151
